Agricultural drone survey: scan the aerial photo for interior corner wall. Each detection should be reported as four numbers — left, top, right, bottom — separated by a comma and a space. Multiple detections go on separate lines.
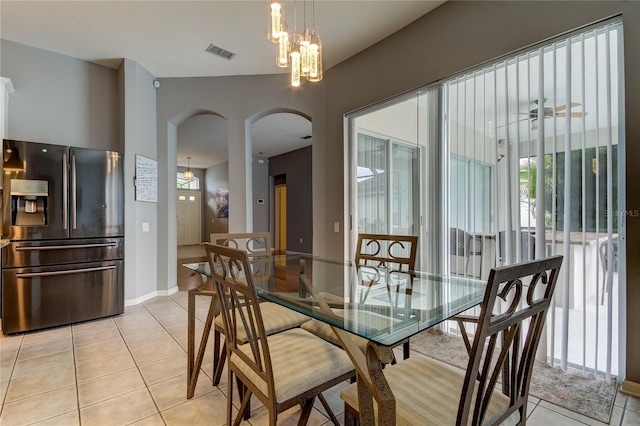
325, 0, 639, 383
269, 146, 312, 253
206, 162, 230, 238
0, 40, 119, 150
121, 59, 159, 300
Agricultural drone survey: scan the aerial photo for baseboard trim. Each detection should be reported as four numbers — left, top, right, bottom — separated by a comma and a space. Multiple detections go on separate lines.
124, 286, 180, 307
620, 379, 640, 398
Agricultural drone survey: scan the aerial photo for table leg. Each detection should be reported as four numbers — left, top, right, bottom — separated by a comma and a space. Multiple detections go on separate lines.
298, 273, 396, 425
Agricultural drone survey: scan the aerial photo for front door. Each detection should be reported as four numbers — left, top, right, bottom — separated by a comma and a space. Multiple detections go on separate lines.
177, 190, 201, 245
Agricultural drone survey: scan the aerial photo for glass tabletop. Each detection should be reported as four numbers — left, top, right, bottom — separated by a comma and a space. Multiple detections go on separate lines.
183, 253, 486, 347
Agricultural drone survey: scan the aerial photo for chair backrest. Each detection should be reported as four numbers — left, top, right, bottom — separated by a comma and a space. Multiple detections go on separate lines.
210, 232, 272, 288
204, 243, 276, 400
458, 255, 563, 425
210, 232, 271, 256
355, 233, 418, 273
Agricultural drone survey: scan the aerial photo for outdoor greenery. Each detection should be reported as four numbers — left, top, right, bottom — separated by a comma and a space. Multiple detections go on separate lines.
519, 146, 618, 232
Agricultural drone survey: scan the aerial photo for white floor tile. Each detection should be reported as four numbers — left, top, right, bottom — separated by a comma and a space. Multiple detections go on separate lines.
0, 293, 630, 426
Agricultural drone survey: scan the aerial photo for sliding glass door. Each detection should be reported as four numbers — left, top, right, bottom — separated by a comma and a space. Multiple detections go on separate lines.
347, 19, 624, 380
444, 20, 624, 379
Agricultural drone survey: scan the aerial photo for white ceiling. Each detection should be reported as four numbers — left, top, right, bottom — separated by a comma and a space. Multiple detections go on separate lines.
1, 0, 445, 168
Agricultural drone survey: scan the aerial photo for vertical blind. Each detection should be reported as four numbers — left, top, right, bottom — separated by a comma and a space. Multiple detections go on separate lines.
444, 20, 624, 379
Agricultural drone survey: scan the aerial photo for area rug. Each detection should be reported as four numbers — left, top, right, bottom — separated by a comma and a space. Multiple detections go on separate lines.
410, 329, 617, 423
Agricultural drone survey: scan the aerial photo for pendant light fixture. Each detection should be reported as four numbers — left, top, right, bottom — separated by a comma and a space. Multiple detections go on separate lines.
266, 0, 323, 87
183, 157, 194, 181
289, 33, 301, 87
268, 1, 283, 42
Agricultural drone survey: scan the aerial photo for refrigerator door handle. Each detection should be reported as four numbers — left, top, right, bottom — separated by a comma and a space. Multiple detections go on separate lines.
16, 265, 116, 278
15, 242, 117, 251
63, 152, 68, 230
71, 153, 77, 230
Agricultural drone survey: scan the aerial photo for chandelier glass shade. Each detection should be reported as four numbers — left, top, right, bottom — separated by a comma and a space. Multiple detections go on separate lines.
268, 1, 282, 42
184, 157, 194, 181
268, 0, 323, 86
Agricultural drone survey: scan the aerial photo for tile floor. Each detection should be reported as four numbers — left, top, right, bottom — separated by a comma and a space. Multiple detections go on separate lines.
0, 291, 639, 425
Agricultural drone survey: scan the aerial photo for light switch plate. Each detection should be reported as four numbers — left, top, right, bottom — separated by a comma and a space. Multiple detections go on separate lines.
142, 222, 149, 233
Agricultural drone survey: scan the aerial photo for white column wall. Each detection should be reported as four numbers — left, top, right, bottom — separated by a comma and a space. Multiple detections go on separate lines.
121, 59, 160, 302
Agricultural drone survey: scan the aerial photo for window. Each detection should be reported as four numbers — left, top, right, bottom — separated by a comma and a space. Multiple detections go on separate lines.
177, 172, 199, 189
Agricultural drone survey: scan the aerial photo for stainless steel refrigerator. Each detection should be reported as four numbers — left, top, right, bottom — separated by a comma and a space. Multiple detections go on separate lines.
1, 139, 124, 334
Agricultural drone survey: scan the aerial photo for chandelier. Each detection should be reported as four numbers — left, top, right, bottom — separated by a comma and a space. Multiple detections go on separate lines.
183, 157, 194, 181
268, 0, 323, 87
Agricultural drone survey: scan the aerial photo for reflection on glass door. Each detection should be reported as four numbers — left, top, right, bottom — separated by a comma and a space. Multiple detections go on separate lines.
356, 133, 419, 236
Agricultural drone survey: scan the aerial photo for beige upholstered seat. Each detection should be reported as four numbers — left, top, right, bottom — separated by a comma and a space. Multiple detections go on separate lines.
186, 232, 308, 399
214, 301, 309, 344
300, 317, 370, 354
340, 255, 563, 425
340, 355, 511, 425
207, 243, 355, 425
209, 233, 309, 385
302, 233, 418, 361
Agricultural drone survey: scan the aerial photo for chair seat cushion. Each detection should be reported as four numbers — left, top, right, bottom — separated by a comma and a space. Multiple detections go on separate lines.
340, 354, 510, 425
231, 328, 355, 402
300, 319, 370, 353
214, 301, 309, 342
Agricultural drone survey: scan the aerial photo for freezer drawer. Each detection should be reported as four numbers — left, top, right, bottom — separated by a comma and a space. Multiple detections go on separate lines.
2, 238, 124, 268
1, 260, 124, 334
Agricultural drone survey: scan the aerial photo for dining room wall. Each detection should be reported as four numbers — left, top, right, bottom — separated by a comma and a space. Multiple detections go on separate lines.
154, 75, 324, 296
0, 40, 119, 151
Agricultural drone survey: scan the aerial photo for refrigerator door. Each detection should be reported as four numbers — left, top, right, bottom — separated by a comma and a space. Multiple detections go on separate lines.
70, 147, 124, 238
2, 140, 69, 240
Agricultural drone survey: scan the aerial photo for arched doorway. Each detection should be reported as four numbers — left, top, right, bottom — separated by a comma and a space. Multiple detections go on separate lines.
250, 110, 313, 253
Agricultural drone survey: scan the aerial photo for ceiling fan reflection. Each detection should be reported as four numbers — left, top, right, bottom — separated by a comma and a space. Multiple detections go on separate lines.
516, 98, 587, 130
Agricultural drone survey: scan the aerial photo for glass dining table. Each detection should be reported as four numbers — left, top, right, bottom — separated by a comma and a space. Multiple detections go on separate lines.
183, 251, 486, 348
184, 251, 487, 424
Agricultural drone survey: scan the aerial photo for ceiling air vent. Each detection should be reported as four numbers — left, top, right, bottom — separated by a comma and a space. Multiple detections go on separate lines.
205, 44, 236, 60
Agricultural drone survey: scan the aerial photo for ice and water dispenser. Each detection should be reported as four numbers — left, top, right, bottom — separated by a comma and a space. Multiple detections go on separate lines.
10, 179, 48, 226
